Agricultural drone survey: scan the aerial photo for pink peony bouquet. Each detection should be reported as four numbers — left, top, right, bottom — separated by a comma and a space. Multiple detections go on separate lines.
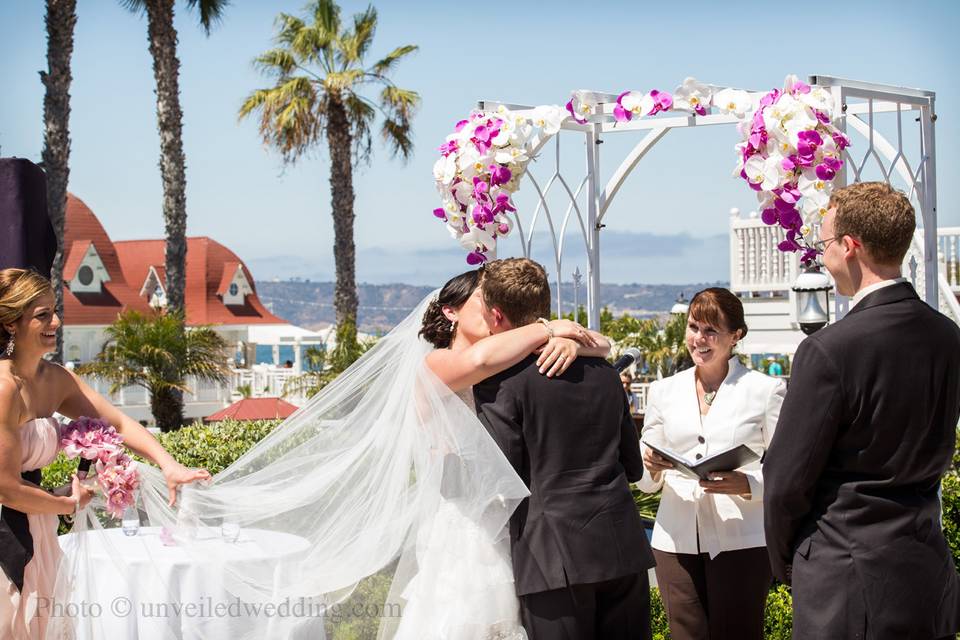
61, 417, 140, 519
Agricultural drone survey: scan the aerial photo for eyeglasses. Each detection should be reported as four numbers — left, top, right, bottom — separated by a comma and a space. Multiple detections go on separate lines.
812, 236, 836, 252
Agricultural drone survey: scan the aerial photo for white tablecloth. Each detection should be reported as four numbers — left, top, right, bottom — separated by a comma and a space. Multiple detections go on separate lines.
58, 527, 325, 639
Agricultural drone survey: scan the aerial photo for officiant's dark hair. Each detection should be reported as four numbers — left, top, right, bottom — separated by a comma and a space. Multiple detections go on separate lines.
420, 269, 481, 348
688, 287, 748, 340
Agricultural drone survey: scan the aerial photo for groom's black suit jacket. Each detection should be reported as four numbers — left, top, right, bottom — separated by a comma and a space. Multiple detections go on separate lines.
474, 355, 655, 596
764, 283, 960, 638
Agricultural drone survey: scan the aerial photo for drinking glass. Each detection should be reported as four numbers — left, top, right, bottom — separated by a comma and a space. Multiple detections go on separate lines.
121, 506, 140, 537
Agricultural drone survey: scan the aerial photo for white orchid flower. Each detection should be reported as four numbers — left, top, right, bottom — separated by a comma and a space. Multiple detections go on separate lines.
714, 88, 754, 118
495, 146, 529, 165
619, 91, 652, 117
531, 105, 566, 135
744, 154, 783, 191
798, 86, 834, 115
798, 169, 832, 217
433, 155, 457, 185
673, 77, 712, 115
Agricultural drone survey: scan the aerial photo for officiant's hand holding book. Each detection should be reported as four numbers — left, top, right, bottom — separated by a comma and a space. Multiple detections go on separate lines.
641, 441, 759, 495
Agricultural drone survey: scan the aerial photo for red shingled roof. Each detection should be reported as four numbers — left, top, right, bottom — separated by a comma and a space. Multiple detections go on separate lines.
63, 195, 153, 325
205, 397, 299, 422
114, 237, 285, 326
62, 193, 287, 328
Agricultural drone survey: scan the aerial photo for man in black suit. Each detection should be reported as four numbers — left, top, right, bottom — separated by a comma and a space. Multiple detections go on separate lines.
473, 258, 654, 640
764, 182, 960, 639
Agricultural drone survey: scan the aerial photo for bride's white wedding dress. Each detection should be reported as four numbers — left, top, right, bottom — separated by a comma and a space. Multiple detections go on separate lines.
48, 293, 530, 640
394, 389, 527, 640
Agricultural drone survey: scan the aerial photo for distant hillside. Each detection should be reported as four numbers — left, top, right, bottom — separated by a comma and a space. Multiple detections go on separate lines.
256, 280, 727, 333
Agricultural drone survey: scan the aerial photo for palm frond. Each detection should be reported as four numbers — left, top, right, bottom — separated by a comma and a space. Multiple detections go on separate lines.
324, 68, 364, 92
274, 13, 305, 46
337, 5, 377, 67
311, 0, 341, 39
239, 76, 323, 163
370, 45, 417, 77
344, 92, 375, 163
292, 25, 335, 69
185, 0, 229, 35
380, 118, 413, 160
380, 85, 419, 122
252, 49, 298, 77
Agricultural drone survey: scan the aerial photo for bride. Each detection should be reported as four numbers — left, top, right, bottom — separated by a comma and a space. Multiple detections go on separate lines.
394, 268, 608, 639
47, 266, 608, 640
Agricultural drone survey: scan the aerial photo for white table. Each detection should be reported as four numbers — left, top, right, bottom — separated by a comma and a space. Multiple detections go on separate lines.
58, 526, 325, 639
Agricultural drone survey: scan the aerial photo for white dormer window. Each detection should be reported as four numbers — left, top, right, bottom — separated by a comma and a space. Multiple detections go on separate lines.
220, 264, 252, 306
139, 266, 167, 310
69, 244, 111, 293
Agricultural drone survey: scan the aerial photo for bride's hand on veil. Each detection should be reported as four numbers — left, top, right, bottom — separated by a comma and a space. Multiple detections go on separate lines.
162, 462, 212, 506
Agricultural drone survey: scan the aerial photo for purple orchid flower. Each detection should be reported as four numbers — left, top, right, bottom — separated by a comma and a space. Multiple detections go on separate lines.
814, 110, 831, 125
466, 251, 487, 265
565, 99, 588, 124
832, 131, 852, 150
493, 192, 516, 215
792, 80, 811, 95
613, 104, 631, 123
454, 119, 469, 132
782, 156, 798, 172
800, 248, 820, 264
761, 208, 779, 225
798, 130, 823, 146
760, 89, 782, 108
489, 164, 512, 186
648, 89, 674, 115
472, 204, 493, 225
779, 208, 803, 231
432, 207, 447, 220
815, 163, 836, 181
438, 140, 459, 156
497, 222, 510, 235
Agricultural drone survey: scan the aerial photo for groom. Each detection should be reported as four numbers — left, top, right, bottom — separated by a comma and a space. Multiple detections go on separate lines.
473, 258, 654, 640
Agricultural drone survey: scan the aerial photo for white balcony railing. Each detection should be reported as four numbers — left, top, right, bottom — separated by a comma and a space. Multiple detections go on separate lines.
729, 215, 798, 293
938, 227, 960, 293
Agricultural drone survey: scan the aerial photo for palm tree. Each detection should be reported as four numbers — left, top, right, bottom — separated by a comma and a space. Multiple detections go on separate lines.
121, 0, 228, 316
239, 0, 419, 334
40, 0, 77, 364
80, 310, 230, 432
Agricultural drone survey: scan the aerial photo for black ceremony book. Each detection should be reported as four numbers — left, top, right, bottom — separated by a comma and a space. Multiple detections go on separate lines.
642, 441, 760, 481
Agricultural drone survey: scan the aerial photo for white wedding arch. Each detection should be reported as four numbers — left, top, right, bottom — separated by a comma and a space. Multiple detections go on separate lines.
446, 75, 938, 329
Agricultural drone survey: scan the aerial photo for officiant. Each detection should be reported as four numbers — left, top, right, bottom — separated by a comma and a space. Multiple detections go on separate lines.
636, 287, 785, 640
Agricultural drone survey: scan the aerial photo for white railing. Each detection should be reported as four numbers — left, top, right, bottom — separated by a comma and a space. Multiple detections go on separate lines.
729, 215, 798, 293
630, 382, 651, 415
938, 227, 960, 293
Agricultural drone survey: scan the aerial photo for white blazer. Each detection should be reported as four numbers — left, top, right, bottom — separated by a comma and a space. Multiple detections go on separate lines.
637, 357, 785, 558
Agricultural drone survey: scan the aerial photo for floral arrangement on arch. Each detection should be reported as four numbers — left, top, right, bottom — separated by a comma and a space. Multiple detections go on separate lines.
734, 75, 850, 263
432, 105, 566, 264
435, 75, 848, 264
61, 417, 140, 519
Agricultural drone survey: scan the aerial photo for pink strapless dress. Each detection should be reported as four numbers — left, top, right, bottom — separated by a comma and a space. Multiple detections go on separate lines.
0, 418, 62, 640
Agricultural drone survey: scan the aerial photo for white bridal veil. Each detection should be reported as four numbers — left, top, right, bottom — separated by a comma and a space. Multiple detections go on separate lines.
48, 292, 529, 639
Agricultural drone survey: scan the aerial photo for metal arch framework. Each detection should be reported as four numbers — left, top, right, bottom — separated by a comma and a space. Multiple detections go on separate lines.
479, 75, 938, 329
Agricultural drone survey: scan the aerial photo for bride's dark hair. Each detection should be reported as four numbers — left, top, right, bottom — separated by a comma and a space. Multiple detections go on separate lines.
420, 269, 481, 348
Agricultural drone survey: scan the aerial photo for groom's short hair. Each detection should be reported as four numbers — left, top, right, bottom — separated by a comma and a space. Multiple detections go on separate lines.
481, 258, 550, 326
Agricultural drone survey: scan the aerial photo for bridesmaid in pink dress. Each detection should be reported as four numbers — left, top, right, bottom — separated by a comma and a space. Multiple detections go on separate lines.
0, 268, 211, 639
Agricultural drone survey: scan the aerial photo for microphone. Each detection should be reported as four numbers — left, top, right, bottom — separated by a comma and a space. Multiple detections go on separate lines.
613, 347, 642, 373
77, 458, 92, 480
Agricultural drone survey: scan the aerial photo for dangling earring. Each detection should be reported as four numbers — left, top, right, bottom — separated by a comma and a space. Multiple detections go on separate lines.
450, 319, 457, 333
4, 335, 13, 357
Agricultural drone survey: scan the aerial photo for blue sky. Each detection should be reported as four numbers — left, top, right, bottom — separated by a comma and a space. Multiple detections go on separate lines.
2, 0, 958, 286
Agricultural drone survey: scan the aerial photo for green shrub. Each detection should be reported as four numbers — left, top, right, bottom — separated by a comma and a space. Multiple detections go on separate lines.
633, 487, 661, 521
943, 429, 960, 569
763, 583, 794, 639
650, 587, 670, 640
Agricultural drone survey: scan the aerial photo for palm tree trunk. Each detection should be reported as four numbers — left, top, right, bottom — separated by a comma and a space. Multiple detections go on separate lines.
325, 95, 359, 331
40, 0, 77, 365
151, 385, 185, 432
143, 0, 187, 317
144, 0, 188, 423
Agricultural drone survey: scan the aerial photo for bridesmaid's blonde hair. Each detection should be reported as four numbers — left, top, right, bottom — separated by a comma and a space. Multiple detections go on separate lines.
0, 268, 54, 352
